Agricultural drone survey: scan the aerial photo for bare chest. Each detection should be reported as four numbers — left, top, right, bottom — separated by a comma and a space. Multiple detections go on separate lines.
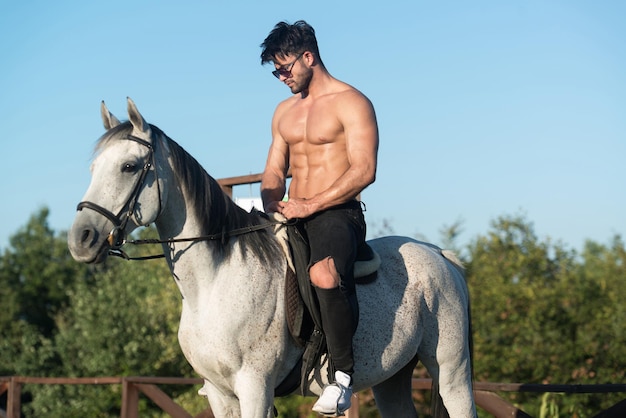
278, 99, 344, 147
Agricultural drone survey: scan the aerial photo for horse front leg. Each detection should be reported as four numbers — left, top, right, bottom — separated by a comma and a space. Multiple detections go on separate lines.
235, 371, 276, 418
200, 380, 241, 418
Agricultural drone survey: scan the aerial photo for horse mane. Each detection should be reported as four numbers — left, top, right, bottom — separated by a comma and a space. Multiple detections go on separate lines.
96, 121, 281, 263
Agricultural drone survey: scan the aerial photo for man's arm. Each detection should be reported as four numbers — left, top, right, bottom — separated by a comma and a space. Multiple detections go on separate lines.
321, 91, 379, 204
261, 109, 289, 213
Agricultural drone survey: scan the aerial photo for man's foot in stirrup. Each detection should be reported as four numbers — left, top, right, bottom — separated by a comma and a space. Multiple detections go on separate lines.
312, 370, 352, 417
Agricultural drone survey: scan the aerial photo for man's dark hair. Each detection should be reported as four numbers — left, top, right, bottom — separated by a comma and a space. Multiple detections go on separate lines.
260, 20, 321, 64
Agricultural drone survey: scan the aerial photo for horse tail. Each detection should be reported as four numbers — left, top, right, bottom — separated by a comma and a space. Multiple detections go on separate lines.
441, 247, 474, 382
444, 248, 475, 383
430, 303, 475, 418
431, 384, 450, 418
430, 249, 475, 418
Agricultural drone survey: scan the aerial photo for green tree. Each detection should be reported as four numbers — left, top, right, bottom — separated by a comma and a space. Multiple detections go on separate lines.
563, 235, 626, 416
0, 208, 88, 377
466, 214, 626, 417
0, 207, 86, 337
25, 227, 196, 417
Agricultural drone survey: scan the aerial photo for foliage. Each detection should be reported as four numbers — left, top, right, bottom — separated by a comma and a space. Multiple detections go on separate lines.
466, 214, 626, 417
1, 209, 625, 417
26, 246, 193, 417
274, 395, 317, 418
0, 208, 87, 377
0, 214, 196, 417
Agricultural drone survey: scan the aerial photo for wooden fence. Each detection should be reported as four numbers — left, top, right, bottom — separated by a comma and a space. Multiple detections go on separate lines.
2, 375, 626, 418
216, 172, 265, 198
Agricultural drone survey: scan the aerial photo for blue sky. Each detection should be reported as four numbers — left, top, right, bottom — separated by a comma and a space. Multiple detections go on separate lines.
1, 1, 624, 252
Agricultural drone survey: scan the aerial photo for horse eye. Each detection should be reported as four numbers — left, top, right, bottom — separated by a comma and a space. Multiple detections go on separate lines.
122, 163, 137, 173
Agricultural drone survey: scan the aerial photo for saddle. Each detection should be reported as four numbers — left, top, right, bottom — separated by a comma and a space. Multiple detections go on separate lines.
269, 214, 380, 397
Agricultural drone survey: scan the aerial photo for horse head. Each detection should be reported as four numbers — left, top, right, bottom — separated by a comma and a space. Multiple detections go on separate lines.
68, 98, 167, 263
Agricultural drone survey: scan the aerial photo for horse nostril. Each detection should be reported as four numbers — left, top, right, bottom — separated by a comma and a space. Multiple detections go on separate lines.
80, 229, 92, 245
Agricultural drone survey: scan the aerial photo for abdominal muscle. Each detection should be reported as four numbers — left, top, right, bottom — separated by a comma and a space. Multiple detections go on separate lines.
279, 89, 351, 201
287, 144, 349, 200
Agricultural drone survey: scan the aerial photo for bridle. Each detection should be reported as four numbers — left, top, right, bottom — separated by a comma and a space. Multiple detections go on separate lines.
76, 132, 288, 261
76, 133, 162, 258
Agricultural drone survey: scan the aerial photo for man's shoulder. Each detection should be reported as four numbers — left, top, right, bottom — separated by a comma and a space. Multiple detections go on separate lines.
331, 82, 371, 104
325, 85, 374, 117
277, 94, 298, 106
274, 94, 299, 117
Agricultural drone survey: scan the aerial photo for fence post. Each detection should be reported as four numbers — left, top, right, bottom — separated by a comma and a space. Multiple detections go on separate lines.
121, 377, 139, 418
6, 377, 21, 418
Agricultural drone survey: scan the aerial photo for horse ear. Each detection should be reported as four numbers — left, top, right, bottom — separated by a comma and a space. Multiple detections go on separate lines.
101, 101, 121, 130
126, 97, 151, 137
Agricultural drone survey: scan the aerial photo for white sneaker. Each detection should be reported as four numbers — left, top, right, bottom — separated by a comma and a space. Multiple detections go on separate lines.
312, 370, 353, 416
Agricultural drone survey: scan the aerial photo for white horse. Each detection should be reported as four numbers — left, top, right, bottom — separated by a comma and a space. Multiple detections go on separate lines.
68, 98, 476, 418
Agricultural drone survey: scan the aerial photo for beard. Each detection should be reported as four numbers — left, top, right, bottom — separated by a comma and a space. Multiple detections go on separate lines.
289, 67, 313, 94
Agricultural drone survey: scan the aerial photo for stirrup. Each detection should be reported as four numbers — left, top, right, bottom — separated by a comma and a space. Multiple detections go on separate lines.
312, 371, 352, 417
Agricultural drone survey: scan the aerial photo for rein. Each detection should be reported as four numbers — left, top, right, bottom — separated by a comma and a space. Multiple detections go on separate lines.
109, 219, 288, 261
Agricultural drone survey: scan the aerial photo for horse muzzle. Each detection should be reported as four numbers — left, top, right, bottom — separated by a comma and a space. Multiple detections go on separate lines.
67, 224, 111, 264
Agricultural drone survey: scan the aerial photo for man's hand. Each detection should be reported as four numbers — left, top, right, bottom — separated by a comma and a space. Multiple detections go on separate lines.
277, 198, 319, 220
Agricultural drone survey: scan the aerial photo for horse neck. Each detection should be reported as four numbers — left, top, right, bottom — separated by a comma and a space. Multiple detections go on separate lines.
151, 134, 226, 246
155, 185, 287, 310
152, 144, 284, 293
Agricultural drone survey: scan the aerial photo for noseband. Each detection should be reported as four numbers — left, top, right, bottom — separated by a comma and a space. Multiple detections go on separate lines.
76, 134, 161, 251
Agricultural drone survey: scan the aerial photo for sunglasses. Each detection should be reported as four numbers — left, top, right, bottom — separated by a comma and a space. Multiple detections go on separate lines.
272, 52, 304, 79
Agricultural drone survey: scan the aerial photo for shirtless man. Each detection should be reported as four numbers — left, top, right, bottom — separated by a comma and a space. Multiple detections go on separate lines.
260, 20, 379, 416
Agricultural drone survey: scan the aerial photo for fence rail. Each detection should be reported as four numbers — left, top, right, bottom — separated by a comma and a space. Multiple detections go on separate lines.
2, 376, 626, 418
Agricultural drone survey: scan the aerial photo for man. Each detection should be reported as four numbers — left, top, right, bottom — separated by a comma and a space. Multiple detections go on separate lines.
260, 20, 379, 416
